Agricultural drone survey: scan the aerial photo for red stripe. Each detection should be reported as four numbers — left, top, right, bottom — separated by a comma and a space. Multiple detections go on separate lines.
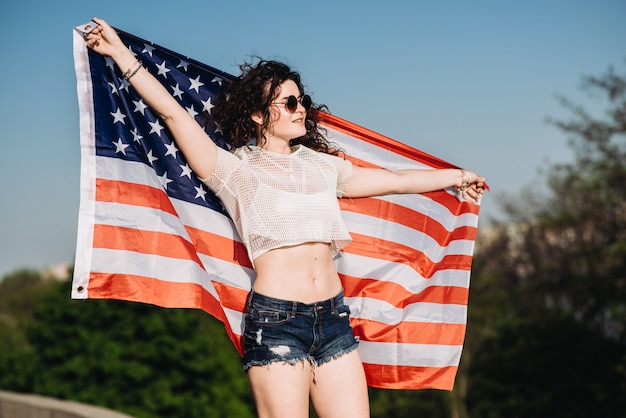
362, 363, 458, 390
339, 197, 477, 247
344, 233, 473, 277
96, 178, 177, 216
213, 282, 249, 313
93, 224, 203, 266
186, 226, 253, 269
352, 319, 466, 346
422, 190, 481, 216
87, 272, 223, 320
342, 274, 469, 307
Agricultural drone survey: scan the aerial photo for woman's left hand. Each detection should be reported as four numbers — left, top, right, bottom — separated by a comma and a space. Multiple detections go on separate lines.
458, 169, 486, 203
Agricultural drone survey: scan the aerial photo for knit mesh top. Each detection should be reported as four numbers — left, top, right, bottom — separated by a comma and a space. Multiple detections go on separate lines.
201, 144, 353, 266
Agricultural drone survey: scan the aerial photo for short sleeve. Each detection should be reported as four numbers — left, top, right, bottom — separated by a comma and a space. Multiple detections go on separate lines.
316, 152, 353, 198
198, 146, 242, 194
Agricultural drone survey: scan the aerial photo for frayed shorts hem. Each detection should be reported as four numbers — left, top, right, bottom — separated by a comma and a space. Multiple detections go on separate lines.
243, 341, 358, 373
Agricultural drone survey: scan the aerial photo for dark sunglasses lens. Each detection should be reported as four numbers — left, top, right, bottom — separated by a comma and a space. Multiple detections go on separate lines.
286, 95, 298, 112
301, 95, 312, 111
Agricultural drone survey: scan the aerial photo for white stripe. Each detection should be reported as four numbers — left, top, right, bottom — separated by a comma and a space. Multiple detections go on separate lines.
197, 253, 254, 290
224, 307, 244, 336
358, 341, 462, 368
96, 155, 166, 189
90, 248, 220, 300
336, 252, 471, 290
72, 32, 98, 300
170, 197, 241, 242
363, 193, 479, 230
94, 201, 193, 240
327, 127, 433, 171
342, 211, 476, 261
346, 296, 468, 325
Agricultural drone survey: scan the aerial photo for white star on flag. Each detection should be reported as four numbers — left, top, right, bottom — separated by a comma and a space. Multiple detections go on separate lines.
177, 59, 189, 71
189, 75, 204, 93
111, 108, 126, 124
156, 60, 170, 77
164, 141, 179, 158
194, 185, 207, 201
118, 77, 131, 93
148, 119, 165, 136
133, 99, 148, 115
146, 150, 158, 164
171, 84, 184, 99
142, 43, 155, 56
158, 172, 172, 189
108, 82, 119, 95
131, 129, 143, 142
180, 163, 193, 179
202, 97, 214, 114
186, 105, 199, 118
113, 138, 129, 155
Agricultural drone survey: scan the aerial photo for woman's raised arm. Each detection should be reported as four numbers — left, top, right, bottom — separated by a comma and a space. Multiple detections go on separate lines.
344, 165, 486, 202
85, 18, 218, 179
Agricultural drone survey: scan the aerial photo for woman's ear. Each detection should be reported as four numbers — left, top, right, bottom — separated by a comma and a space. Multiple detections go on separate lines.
251, 112, 263, 126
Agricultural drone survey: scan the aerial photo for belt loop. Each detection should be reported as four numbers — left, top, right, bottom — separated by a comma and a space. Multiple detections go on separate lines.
330, 294, 335, 314
291, 301, 297, 318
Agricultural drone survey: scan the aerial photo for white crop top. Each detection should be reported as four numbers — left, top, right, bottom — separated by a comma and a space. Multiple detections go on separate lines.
201, 144, 353, 265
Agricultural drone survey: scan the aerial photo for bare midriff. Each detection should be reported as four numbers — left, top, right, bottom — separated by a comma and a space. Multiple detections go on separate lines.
252, 242, 342, 304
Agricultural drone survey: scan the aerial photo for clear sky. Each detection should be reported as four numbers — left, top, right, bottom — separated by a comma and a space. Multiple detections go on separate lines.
0, 0, 624, 278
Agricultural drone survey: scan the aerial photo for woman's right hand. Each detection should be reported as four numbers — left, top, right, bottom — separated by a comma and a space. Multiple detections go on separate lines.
84, 17, 127, 60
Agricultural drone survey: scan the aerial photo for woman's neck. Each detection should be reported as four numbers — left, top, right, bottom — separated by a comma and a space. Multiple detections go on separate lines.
261, 136, 293, 155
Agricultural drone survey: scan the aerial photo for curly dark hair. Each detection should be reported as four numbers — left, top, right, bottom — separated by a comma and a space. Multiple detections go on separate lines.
213, 58, 340, 155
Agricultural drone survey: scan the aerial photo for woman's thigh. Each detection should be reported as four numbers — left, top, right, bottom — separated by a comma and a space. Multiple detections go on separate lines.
248, 361, 313, 418
309, 350, 370, 418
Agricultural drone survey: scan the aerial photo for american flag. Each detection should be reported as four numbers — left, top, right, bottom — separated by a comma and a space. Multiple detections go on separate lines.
72, 26, 481, 390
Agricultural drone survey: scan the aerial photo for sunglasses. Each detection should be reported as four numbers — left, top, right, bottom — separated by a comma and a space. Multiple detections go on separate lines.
272, 94, 312, 113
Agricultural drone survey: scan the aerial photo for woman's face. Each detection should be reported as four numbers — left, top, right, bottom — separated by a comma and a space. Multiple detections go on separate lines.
264, 79, 308, 143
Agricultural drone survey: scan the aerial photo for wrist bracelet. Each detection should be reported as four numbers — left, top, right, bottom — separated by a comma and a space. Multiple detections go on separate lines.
121, 61, 135, 79
123, 60, 142, 81
457, 169, 469, 195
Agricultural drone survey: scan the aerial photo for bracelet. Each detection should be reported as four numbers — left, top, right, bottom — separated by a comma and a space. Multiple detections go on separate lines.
457, 169, 469, 195
121, 61, 136, 79
123, 60, 142, 81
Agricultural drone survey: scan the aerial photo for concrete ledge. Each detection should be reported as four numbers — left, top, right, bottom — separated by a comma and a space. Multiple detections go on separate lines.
0, 391, 133, 418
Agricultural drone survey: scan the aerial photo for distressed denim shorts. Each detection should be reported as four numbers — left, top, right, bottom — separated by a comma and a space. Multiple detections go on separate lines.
242, 289, 359, 375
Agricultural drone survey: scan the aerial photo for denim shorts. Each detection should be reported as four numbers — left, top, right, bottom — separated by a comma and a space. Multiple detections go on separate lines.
243, 289, 359, 375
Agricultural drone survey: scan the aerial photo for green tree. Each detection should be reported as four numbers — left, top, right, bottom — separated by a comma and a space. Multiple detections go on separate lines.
368, 388, 450, 418
464, 63, 626, 417
23, 279, 255, 418
0, 270, 50, 391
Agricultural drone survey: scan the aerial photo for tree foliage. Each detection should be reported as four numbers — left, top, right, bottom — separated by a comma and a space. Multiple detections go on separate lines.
464, 63, 626, 417
1, 275, 255, 418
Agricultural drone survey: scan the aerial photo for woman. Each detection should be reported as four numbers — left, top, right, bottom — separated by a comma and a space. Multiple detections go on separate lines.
85, 18, 485, 418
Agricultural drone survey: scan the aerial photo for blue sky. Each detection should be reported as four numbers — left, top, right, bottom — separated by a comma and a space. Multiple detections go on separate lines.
1, 0, 624, 278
